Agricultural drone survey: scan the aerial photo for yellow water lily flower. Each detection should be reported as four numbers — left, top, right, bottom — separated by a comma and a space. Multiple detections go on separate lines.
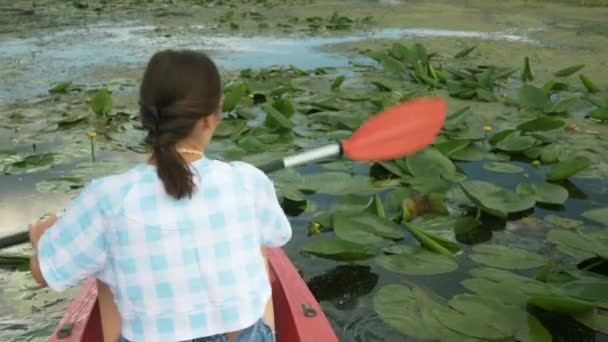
248, 93, 255, 98
483, 125, 493, 132
309, 222, 321, 235
87, 131, 97, 138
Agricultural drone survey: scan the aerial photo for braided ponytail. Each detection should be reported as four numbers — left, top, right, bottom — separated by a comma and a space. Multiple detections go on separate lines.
139, 50, 221, 199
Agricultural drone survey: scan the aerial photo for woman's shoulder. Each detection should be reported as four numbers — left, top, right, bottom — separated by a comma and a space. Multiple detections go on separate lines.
208, 159, 271, 185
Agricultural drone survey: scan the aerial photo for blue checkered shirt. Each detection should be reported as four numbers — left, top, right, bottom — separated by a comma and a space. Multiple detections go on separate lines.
38, 158, 292, 342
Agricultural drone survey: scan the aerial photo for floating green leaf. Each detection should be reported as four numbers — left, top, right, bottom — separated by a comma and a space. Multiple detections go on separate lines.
517, 117, 565, 132
516, 182, 569, 205
544, 97, 580, 114
374, 284, 463, 340
517, 85, 548, 109
222, 83, 247, 112
574, 309, 608, 334
330, 75, 345, 90
90, 88, 113, 116
527, 295, 594, 314
546, 157, 592, 181
377, 246, 458, 275
262, 103, 294, 129
48, 81, 73, 94
406, 148, 456, 180
404, 222, 460, 255
0, 153, 56, 174
580, 74, 600, 93
544, 215, 583, 229
581, 207, 608, 226
547, 229, 608, 260
470, 244, 548, 270
483, 162, 524, 173
301, 239, 374, 261
303, 172, 374, 195
520, 56, 535, 82
333, 213, 404, 245
460, 180, 535, 219
554, 64, 585, 77
454, 43, 479, 59
36, 177, 85, 194
589, 106, 608, 120
495, 131, 537, 152
434, 139, 470, 157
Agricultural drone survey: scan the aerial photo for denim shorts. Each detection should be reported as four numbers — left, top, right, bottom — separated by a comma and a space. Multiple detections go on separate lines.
116, 319, 275, 342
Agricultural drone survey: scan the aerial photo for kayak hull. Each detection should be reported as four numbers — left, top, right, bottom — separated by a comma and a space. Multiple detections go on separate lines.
48, 248, 337, 342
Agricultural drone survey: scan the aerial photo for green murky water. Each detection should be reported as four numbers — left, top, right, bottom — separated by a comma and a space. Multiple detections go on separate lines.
1, 0, 608, 341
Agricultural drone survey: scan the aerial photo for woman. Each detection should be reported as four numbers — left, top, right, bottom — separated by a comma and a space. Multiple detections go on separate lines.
29, 50, 291, 342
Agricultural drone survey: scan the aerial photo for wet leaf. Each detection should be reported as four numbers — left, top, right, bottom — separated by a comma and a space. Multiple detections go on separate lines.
470, 244, 548, 270
222, 83, 247, 112
48, 81, 73, 94
262, 103, 294, 129
543, 215, 583, 229
434, 139, 470, 157
376, 246, 458, 275
330, 75, 345, 91
527, 295, 594, 314
544, 97, 580, 114
517, 85, 548, 109
303, 172, 374, 195
589, 106, 608, 120
554, 64, 585, 77
454, 43, 479, 59
90, 88, 112, 116
333, 213, 404, 245
374, 284, 457, 340
406, 223, 459, 255
517, 117, 565, 132
546, 157, 592, 181
559, 279, 608, 307
580, 74, 600, 93
520, 56, 535, 82
495, 131, 537, 152
0, 153, 56, 174
406, 148, 456, 180
450, 144, 487, 161
301, 239, 374, 261
483, 162, 524, 173
36, 177, 85, 194
57, 114, 88, 128
547, 229, 608, 260
574, 309, 608, 334
581, 207, 608, 226
516, 182, 569, 205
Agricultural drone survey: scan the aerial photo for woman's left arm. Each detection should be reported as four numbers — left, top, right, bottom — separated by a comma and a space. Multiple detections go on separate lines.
29, 214, 58, 287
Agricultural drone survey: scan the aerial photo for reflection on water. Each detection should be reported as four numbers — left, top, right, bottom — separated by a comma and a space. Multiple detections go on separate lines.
0, 23, 536, 101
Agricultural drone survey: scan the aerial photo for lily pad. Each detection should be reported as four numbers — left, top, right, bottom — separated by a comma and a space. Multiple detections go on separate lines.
517, 117, 565, 132
262, 103, 294, 129
517, 85, 548, 110
470, 244, 548, 270
90, 88, 113, 116
0, 153, 56, 174
48, 81, 73, 94
589, 107, 608, 120
222, 83, 247, 112
333, 212, 404, 245
373, 284, 460, 340
547, 229, 608, 260
303, 172, 375, 195
376, 246, 458, 275
574, 309, 608, 334
581, 207, 608, 226
36, 177, 85, 194
483, 162, 524, 173
301, 239, 374, 261
543, 215, 583, 229
460, 180, 536, 219
516, 182, 569, 205
554, 64, 585, 77
495, 131, 537, 152
406, 148, 456, 180
527, 295, 594, 314
546, 157, 592, 181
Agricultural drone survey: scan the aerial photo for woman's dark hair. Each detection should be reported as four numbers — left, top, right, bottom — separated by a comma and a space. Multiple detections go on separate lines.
139, 50, 221, 199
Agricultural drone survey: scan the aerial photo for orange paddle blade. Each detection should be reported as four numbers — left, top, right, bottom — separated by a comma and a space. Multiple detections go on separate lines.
341, 97, 447, 161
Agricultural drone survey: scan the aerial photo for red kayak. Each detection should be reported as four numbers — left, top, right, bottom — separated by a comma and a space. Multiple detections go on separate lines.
47, 248, 338, 342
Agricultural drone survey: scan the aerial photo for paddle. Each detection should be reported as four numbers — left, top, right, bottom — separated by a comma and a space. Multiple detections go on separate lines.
257, 96, 447, 172
0, 96, 447, 249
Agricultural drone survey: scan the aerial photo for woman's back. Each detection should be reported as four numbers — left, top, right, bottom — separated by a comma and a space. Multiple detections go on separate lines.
38, 158, 291, 342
